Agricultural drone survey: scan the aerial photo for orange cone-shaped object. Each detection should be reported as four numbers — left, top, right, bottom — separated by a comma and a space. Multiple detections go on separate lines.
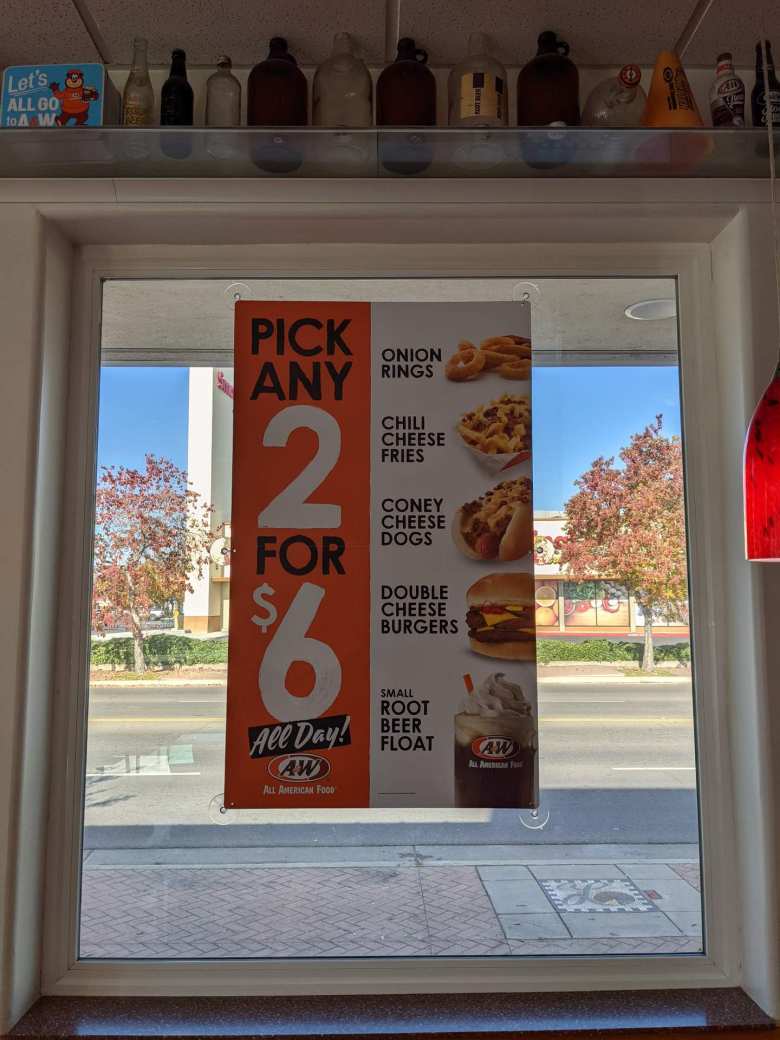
641, 50, 704, 127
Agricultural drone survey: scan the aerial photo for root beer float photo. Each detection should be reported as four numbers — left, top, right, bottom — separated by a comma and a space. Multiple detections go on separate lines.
455, 672, 538, 808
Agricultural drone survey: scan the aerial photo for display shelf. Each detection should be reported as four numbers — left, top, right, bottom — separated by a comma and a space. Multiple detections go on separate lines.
0, 126, 772, 179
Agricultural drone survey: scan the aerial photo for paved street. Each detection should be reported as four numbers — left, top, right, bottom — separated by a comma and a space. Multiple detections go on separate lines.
84, 679, 698, 846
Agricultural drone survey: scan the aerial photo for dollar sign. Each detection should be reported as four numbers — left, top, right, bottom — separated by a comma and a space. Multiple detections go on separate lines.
251, 584, 278, 633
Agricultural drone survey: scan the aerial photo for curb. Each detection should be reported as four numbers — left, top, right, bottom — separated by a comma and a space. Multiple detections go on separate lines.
90, 674, 689, 688
90, 678, 226, 687
539, 674, 689, 684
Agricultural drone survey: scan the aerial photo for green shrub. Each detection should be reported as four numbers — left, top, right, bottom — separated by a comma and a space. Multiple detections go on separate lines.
90, 637, 133, 669
91, 634, 227, 668
536, 638, 690, 664
90, 633, 688, 670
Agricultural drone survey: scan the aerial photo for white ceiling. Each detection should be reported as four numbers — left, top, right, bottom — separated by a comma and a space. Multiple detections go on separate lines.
1, 0, 777, 67
100, 277, 678, 364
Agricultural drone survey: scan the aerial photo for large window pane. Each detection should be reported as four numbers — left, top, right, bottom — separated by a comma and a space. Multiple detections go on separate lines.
81, 277, 701, 959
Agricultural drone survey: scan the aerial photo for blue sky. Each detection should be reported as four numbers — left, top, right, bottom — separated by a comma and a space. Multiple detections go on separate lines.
97, 365, 682, 512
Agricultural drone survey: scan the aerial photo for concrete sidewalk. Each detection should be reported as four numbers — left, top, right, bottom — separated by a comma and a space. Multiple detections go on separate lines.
80, 853, 702, 960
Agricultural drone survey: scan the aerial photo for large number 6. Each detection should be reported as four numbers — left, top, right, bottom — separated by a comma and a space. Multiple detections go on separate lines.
259, 582, 341, 721
258, 406, 341, 529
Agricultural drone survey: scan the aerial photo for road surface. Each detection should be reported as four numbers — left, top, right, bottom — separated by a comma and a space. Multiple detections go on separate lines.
83, 680, 699, 848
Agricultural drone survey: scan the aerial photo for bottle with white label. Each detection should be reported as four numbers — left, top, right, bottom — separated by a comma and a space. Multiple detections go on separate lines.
709, 52, 745, 127
752, 40, 780, 129
448, 32, 508, 127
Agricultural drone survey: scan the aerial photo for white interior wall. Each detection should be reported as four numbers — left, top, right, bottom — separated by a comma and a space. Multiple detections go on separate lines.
0, 191, 778, 1028
0, 212, 74, 1031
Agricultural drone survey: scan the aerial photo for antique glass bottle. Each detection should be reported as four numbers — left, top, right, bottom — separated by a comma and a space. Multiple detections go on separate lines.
376, 37, 436, 126
122, 37, 155, 126
160, 48, 193, 125
517, 31, 580, 126
752, 40, 780, 130
377, 38, 436, 175
312, 32, 372, 127
205, 56, 241, 127
247, 37, 308, 126
448, 32, 507, 128
582, 65, 646, 127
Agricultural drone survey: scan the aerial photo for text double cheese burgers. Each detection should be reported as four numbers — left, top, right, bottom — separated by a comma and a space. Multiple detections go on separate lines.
466, 572, 536, 661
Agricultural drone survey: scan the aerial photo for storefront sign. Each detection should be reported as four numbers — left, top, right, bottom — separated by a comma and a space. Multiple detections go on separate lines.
224, 301, 538, 809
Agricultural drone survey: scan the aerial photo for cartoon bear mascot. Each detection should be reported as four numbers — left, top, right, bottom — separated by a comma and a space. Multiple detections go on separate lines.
49, 69, 99, 126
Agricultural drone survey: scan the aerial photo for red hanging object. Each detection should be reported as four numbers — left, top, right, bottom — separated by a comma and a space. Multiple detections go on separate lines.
744, 36, 780, 561
745, 367, 780, 560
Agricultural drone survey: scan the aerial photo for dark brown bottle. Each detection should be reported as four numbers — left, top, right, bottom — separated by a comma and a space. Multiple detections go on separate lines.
247, 37, 308, 126
159, 49, 193, 161
517, 31, 580, 126
160, 49, 193, 125
376, 38, 436, 125
752, 40, 780, 130
377, 38, 437, 175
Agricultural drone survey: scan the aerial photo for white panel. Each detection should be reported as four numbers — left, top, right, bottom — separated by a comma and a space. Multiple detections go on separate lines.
87, 0, 387, 66
398, 0, 777, 67
0, 0, 100, 65
183, 367, 215, 619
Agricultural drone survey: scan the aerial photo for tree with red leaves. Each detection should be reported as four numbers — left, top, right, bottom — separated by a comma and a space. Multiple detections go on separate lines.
92, 455, 213, 673
560, 416, 688, 672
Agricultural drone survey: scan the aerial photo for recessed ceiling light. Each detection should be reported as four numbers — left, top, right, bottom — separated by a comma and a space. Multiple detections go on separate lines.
624, 298, 677, 321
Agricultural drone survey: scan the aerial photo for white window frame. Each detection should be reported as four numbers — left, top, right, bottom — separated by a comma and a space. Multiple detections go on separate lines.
40, 237, 740, 998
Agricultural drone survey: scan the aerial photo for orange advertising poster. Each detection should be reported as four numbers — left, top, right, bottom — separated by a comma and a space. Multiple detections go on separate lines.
225, 300, 538, 811
224, 302, 371, 808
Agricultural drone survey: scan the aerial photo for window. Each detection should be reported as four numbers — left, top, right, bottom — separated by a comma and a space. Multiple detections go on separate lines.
79, 276, 702, 961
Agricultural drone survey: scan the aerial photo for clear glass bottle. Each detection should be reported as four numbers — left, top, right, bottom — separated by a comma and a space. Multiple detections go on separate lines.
448, 32, 507, 127
709, 52, 745, 126
122, 37, 155, 126
582, 64, 646, 127
205, 56, 241, 127
313, 32, 372, 127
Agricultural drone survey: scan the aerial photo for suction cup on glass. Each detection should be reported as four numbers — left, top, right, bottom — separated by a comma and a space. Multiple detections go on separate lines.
223, 282, 250, 307
208, 793, 234, 825
511, 280, 542, 306
519, 803, 550, 830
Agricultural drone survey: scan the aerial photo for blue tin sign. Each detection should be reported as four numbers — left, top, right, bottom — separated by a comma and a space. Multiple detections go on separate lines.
1, 64, 113, 127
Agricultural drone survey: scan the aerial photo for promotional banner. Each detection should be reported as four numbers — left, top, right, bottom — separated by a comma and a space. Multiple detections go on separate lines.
224, 301, 537, 810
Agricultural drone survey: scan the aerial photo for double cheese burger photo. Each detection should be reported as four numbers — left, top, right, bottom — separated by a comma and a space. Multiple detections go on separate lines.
466, 573, 536, 662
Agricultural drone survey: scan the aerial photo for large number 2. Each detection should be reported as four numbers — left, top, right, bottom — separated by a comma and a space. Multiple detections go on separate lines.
258, 406, 341, 529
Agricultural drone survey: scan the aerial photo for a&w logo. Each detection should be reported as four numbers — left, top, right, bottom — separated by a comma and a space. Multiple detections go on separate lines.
269, 753, 331, 783
472, 736, 520, 761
